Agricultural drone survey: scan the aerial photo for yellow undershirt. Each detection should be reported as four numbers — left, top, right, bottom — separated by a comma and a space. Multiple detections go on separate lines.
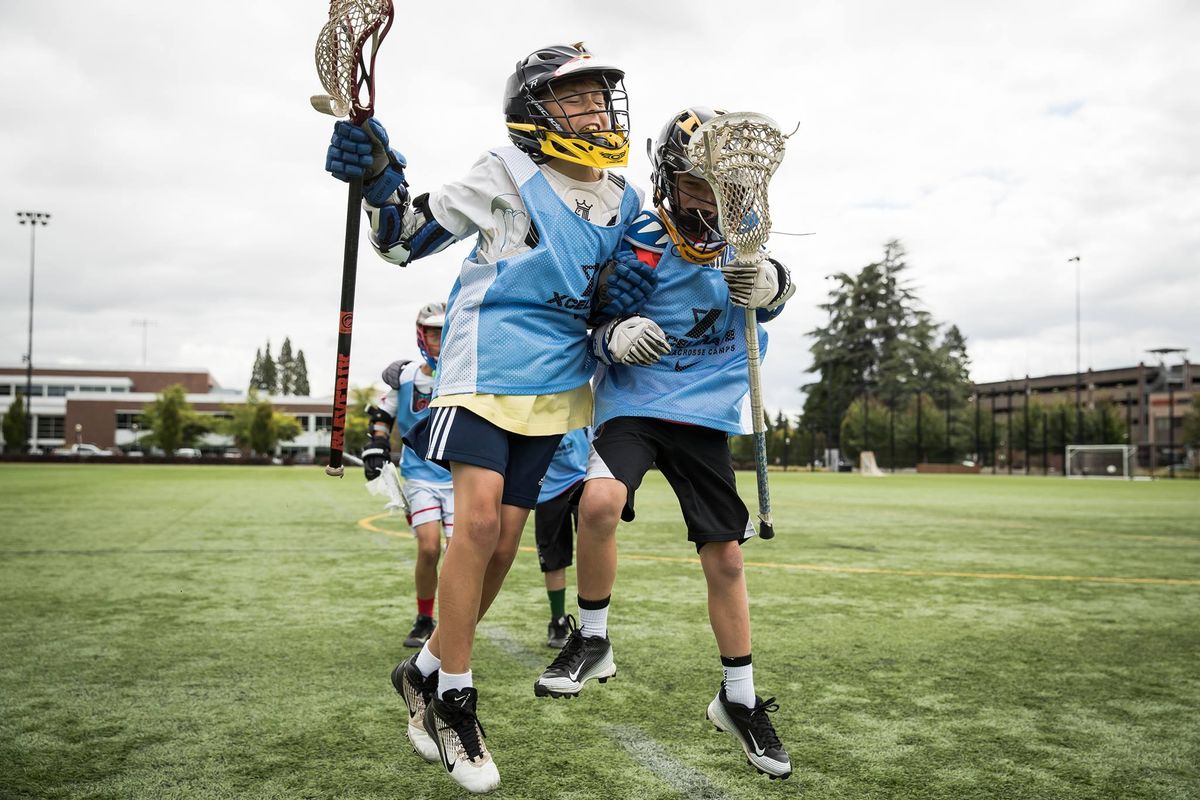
430, 384, 593, 436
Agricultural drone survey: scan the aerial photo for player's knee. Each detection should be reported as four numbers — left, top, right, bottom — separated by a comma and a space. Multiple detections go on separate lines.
701, 540, 744, 582
492, 536, 521, 569
457, 512, 502, 548
416, 536, 441, 563
578, 481, 624, 533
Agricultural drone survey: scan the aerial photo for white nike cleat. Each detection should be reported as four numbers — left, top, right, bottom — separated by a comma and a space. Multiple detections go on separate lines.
706, 685, 792, 779
424, 687, 500, 794
533, 616, 616, 698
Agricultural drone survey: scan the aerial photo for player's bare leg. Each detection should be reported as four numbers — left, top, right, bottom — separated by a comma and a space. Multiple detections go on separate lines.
413, 503, 529, 661
698, 540, 751, 656
435, 463, 504, 673
700, 539, 791, 779
402, 520, 442, 647
413, 520, 442, 600
575, 478, 625, 600
535, 478, 623, 697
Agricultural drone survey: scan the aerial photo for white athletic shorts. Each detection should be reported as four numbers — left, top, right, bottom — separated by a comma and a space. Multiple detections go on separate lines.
403, 481, 454, 536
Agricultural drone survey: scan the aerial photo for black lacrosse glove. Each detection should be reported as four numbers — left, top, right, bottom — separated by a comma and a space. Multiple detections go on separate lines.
362, 435, 391, 481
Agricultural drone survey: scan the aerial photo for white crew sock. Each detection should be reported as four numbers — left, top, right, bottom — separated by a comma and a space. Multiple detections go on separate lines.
579, 602, 610, 639
414, 642, 441, 677
438, 669, 472, 699
723, 661, 756, 708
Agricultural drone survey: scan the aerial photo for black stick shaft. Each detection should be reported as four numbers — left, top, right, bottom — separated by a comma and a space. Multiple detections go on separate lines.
325, 177, 362, 477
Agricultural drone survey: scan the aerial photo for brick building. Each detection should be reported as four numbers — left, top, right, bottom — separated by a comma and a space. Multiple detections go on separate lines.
973, 360, 1196, 468
0, 365, 334, 459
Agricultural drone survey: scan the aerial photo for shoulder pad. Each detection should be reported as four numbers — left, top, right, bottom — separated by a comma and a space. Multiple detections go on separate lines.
381, 359, 412, 389
623, 210, 671, 254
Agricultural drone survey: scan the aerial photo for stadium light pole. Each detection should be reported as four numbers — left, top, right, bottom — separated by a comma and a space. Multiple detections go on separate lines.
16, 211, 50, 453
1023, 378, 1031, 476
1068, 255, 1082, 443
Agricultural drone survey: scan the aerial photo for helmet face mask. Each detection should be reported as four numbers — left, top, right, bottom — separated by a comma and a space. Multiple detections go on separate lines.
669, 173, 721, 243
415, 302, 446, 370
505, 43, 629, 169
651, 107, 729, 264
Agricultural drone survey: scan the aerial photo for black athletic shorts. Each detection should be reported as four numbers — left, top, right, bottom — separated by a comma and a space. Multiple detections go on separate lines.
588, 416, 753, 550
534, 480, 581, 573
402, 405, 563, 509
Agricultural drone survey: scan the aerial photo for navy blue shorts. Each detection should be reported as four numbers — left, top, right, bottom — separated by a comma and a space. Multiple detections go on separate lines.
402, 405, 564, 510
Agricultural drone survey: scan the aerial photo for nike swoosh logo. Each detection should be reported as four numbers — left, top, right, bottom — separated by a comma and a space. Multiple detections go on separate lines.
746, 729, 766, 757
674, 360, 700, 372
437, 724, 456, 772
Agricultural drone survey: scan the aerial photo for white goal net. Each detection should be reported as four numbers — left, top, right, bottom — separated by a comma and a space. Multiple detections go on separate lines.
859, 450, 885, 477
1065, 445, 1136, 479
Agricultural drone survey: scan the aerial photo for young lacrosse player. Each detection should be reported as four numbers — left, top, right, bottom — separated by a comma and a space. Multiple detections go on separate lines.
535, 427, 589, 648
326, 43, 666, 794
533, 107, 796, 780
363, 303, 452, 649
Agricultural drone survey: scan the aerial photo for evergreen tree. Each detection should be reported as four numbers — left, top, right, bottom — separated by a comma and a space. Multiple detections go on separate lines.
250, 348, 264, 391
802, 240, 973, 448
293, 350, 311, 396
260, 341, 278, 394
2, 394, 27, 453
277, 338, 295, 395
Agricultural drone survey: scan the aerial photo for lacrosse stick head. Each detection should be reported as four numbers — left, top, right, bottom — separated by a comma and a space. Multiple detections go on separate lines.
311, 0, 394, 123
684, 112, 788, 265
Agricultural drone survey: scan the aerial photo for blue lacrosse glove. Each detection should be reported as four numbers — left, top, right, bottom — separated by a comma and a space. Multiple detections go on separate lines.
595, 250, 658, 319
325, 118, 409, 206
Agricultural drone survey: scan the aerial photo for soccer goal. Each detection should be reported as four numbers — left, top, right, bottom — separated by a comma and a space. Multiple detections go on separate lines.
859, 450, 886, 477
1065, 445, 1136, 479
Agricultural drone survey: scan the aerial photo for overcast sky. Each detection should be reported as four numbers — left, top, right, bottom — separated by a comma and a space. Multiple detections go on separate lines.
2, 1, 1197, 412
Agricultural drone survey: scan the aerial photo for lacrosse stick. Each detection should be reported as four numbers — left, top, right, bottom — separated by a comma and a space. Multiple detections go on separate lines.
310, 0, 394, 477
686, 112, 790, 539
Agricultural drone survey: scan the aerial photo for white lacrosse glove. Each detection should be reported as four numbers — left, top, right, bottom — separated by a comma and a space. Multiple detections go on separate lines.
593, 315, 671, 366
721, 256, 795, 309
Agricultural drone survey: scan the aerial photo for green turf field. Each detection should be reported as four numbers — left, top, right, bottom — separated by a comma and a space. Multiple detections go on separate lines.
1, 464, 1197, 799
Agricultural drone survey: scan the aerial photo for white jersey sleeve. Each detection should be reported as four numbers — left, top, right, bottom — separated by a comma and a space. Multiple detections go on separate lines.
425, 153, 628, 265
368, 151, 629, 268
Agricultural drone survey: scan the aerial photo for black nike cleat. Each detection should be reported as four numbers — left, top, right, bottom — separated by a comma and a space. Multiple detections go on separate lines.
423, 687, 500, 793
706, 685, 792, 779
546, 615, 569, 649
403, 614, 436, 648
390, 655, 439, 762
534, 615, 615, 698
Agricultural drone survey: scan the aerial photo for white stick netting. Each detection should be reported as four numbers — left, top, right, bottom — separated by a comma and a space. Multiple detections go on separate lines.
312, 0, 392, 119
684, 112, 788, 264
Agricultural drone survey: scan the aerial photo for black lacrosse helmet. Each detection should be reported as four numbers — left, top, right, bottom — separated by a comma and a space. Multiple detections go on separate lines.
650, 106, 728, 263
503, 42, 629, 168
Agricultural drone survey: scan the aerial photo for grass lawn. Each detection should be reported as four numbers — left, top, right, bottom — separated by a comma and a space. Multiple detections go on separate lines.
1, 464, 1198, 799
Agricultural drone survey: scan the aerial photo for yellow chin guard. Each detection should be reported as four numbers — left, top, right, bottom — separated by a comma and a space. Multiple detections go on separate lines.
509, 124, 629, 169
658, 205, 725, 264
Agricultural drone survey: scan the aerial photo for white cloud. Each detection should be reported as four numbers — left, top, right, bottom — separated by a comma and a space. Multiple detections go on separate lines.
1, 0, 1197, 417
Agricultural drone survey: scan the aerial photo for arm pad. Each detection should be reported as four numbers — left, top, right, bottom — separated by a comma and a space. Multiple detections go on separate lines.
367, 193, 458, 267
367, 405, 395, 437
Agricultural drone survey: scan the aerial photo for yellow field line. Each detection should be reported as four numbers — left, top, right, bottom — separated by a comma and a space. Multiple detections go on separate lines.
357, 512, 411, 537
357, 513, 1200, 587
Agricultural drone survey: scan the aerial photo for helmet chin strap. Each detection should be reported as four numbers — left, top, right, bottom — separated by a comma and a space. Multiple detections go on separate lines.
658, 204, 725, 264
